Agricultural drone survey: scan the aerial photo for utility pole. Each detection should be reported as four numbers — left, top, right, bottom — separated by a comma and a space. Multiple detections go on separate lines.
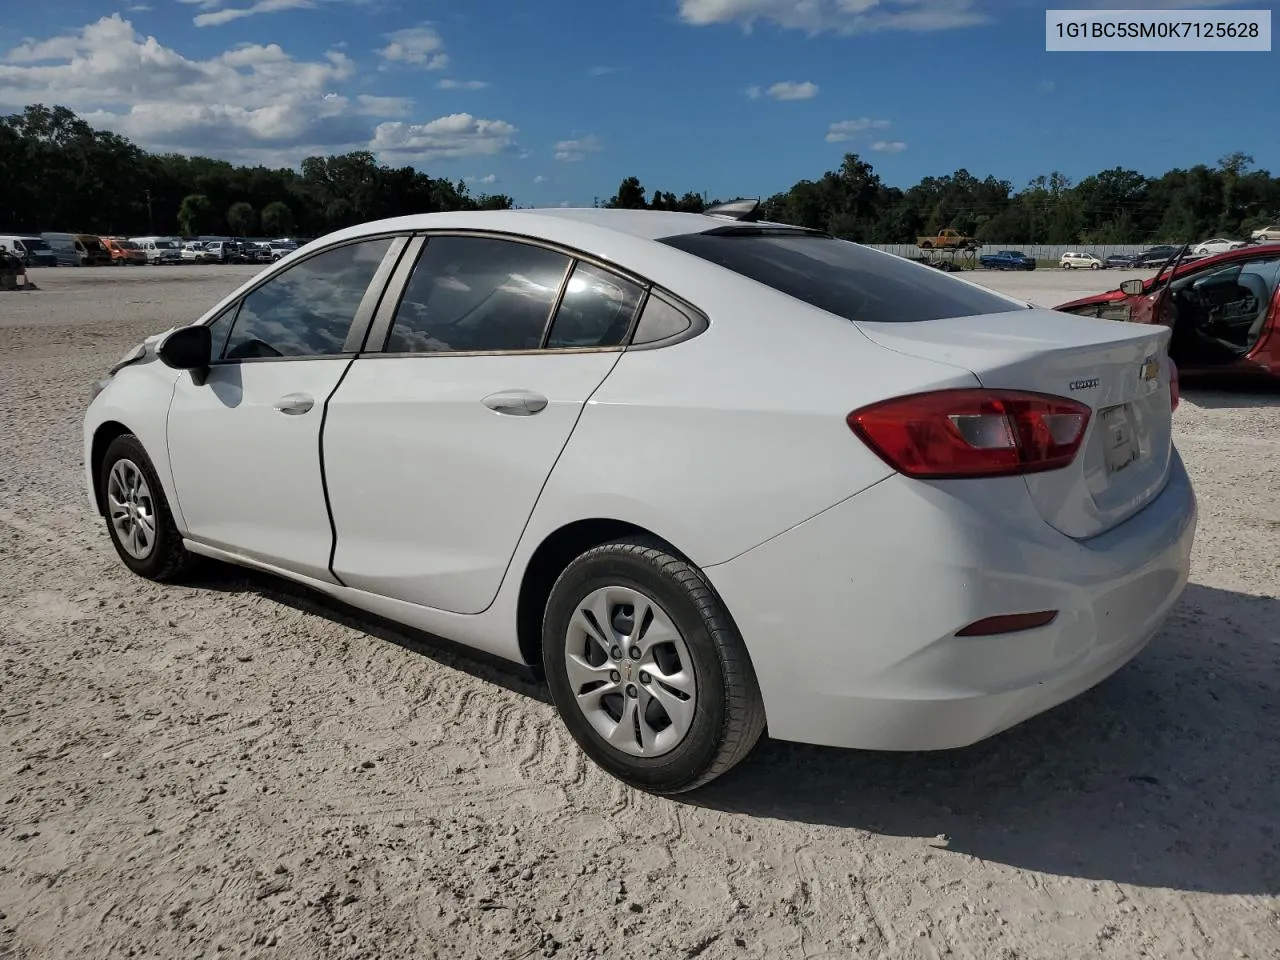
145, 189, 154, 233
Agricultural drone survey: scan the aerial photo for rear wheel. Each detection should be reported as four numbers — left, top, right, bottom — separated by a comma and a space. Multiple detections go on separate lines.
99, 434, 196, 582
543, 537, 766, 794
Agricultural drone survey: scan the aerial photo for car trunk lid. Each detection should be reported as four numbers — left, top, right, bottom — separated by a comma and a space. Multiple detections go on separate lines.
856, 308, 1175, 539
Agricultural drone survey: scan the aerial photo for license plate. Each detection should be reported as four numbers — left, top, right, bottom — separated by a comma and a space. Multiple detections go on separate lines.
1102, 404, 1139, 474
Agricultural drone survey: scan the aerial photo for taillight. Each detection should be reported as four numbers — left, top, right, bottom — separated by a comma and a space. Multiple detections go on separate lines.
1169, 358, 1180, 411
848, 388, 1092, 479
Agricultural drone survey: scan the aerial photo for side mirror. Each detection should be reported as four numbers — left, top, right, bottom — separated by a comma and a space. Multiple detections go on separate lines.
158, 324, 212, 385
1119, 279, 1145, 296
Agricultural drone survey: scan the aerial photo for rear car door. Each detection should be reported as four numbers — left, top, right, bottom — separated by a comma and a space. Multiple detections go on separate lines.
165, 235, 406, 581
322, 233, 645, 614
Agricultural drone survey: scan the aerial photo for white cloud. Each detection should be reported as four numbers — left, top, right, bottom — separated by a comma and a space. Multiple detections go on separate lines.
871, 140, 906, 153
465, 173, 498, 185
762, 80, 818, 100
0, 14, 412, 166
436, 78, 489, 90
178, 0, 372, 27
825, 117, 890, 142
745, 85, 761, 99
378, 24, 449, 70
587, 65, 622, 76
371, 114, 518, 162
357, 94, 412, 116
676, 0, 988, 35
534, 174, 547, 184
554, 134, 601, 162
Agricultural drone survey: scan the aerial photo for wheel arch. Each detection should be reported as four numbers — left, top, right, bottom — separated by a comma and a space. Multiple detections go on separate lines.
516, 518, 694, 670
89, 420, 135, 514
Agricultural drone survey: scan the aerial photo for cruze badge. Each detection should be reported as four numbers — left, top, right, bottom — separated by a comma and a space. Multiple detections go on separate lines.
1069, 377, 1100, 391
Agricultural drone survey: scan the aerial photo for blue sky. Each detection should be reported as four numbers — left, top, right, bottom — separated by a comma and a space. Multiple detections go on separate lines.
0, 0, 1275, 207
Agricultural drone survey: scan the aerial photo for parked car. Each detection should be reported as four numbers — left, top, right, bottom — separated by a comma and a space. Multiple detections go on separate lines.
71, 234, 113, 266
1193, 238, 1247, 256
269, 240, 299, 261
1057, 243, 1280, 382
0, 234, 57, 267
39, 233, 83, 267
130, 236, 183, 264
181, 241, 214, 262
1105, 252, 1141, 269
244, 241, 275, 263
101, 237, 148, 265
200, 240, 240, 263
1060, 251, 1104, 270
1135, 245, 1184, 268
979, 250, 1036, 270
916, 228, 978, 250
1250, 224, 1280, 242
83, 206, 1195, 793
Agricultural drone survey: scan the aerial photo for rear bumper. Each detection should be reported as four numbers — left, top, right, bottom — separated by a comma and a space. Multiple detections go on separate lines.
704, 451, 1197, 751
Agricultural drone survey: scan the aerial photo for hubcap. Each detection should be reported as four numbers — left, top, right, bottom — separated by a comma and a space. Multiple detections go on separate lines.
563, 585, 697, 757
106, 459, 157, 561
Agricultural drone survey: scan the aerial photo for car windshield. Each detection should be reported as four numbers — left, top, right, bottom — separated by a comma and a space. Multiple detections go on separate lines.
1006, 251, 1026, 258
156, 240, 176, 249
25, 238, 51, 251
82, 238, 103, 250
118, 241, 139, 250
659, 230, 1025, 323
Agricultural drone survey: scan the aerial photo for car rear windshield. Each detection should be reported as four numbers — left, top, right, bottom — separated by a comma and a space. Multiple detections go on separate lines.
658, 231, 1025, 323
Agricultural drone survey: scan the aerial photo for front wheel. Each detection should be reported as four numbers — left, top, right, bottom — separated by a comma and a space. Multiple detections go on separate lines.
99, 433, 196, 582
543, 537, 766, 794
1062, 262, 1072, 270
1091, 262, 1100, 270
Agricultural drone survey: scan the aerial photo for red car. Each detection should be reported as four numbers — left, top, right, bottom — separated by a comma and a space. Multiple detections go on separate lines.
1056, 243, 1280, 381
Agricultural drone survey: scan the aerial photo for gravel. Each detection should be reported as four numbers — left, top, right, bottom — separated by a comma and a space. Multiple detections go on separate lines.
1, 264, 1278, 959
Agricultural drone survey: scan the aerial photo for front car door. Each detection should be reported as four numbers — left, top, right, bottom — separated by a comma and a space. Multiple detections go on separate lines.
323, 233, 646, 614
165, 234, 406, 581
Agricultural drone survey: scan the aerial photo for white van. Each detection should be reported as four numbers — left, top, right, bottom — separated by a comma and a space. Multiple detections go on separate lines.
0, 235, 57, 267
129, 236, 183, 265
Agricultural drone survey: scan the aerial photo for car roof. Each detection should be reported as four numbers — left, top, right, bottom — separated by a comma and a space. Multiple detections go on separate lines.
324, 207, 799, 246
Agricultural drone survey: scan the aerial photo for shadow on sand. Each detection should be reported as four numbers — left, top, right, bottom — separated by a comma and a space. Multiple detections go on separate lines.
188, 565, 1278, 897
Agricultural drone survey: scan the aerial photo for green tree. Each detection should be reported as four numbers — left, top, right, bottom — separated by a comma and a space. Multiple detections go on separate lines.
227, 201, 256, 236
607, 176, 647, 209
260, 200, 295, 236
177, 194, 212, 236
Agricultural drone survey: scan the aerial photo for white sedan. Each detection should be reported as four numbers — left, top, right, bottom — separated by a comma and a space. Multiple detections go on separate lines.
1194, 238, 1246, 255
83, 205, 1197, 793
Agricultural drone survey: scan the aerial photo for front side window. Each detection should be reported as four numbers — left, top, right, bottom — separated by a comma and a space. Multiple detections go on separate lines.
545, 261, 644, 348
384, 236, 570, 353
660, 230, 1024, 324
221, 237, 393, 360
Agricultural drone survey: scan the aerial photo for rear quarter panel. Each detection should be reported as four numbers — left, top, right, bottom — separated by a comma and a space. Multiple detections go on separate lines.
524, 273, 981, 567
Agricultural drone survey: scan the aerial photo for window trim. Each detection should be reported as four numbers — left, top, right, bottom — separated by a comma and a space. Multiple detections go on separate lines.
202, 233, 411, 365
359, 228, 708, 358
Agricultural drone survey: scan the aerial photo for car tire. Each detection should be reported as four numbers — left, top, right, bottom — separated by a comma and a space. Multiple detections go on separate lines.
1091, 262, 1100, 270
99, 433, 196, 582
542, 536, 766, 795
1063, 262, 1072, 270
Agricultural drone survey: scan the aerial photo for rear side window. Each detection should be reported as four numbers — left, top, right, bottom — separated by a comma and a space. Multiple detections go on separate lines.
545, 261, 644, 348
659, 232, 1024, 324
632, 293, 693, 345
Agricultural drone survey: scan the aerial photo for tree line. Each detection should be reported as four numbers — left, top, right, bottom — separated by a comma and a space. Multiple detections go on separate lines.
0, 104, 515, 239
604, 154, 1280, 245
3, 104, 1277, 244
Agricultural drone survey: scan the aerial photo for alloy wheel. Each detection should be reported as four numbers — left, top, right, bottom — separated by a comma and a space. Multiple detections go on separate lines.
563, 585, 697, 757
107, 458, 157, 560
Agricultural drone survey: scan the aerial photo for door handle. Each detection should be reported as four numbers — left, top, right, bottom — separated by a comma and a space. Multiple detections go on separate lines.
273, 392, 315, 415
482, 390, 548, 416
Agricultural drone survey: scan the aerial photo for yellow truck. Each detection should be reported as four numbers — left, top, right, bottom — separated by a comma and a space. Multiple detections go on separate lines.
916, 228, 979, 250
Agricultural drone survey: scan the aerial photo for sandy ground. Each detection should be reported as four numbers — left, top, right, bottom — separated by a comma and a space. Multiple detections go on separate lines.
1, 263, 1278, 960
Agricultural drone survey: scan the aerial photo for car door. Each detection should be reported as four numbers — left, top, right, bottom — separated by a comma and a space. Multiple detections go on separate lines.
165, 235, 406, 581
322, 234, 646, 615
